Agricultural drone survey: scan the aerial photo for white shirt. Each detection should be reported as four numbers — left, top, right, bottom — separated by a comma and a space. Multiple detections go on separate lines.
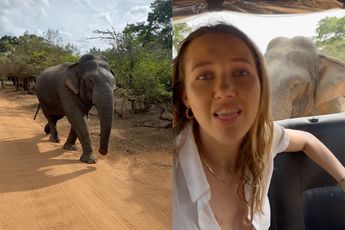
173, 123, 289, 230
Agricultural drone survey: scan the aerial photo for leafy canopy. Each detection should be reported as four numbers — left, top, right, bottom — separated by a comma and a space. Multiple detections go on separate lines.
315, 16, 345, 62
91, 0, 172, 113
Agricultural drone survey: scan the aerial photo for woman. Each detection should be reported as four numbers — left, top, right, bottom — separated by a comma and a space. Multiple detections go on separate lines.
172, 23, 345, 230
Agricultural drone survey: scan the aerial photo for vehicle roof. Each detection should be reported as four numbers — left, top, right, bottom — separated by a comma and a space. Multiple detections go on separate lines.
173, 0, 344, 20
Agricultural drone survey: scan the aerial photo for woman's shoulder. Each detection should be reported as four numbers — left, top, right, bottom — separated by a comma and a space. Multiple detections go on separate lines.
175, 122, 193, 146
272, 123, 290, 156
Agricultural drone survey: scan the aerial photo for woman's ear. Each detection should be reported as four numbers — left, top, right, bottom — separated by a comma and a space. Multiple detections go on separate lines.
65, 63, 80, 94
182, 91, 189, 108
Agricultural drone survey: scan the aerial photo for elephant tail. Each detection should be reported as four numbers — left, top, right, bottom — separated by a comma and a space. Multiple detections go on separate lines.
33, 104, 40, 120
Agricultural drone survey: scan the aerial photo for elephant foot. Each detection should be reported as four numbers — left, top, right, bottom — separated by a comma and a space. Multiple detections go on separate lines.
99, 148, 108, 155
80, 153, 97, 164
44, 123, 50, 134
49, 135, 60, 143
63, 143, 77, 151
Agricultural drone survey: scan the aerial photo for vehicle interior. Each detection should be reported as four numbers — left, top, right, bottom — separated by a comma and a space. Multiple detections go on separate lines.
271, 113, 345, 230
173, 1, 345, 229
173, 0, 344, 19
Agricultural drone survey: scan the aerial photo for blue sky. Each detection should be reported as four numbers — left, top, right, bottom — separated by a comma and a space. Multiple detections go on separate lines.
0, 0, 154, 53
174, 9, 345, 55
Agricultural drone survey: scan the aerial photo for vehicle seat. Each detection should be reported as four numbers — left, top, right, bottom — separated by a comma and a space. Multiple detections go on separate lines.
303, 185, 345, 230
268, 112, 345, 230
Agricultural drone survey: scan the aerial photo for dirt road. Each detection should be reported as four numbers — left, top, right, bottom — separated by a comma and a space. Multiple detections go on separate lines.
0, 88, 172, 230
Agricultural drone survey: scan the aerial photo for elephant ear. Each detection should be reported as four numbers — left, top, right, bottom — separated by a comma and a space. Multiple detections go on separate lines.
315, 54, 345, 108
65, 63, 81, 94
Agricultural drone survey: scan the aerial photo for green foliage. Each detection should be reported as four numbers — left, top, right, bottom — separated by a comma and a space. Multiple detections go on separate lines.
315, 16, 345, 62
88, 47, 103, 55
0, 29, 79, 82
130, 53, 172, 106
0, 56, 14, 79
173, 22, 192, 51
92, 0, 172, 113
0, 35, 19, 53
147, 0, 172, 49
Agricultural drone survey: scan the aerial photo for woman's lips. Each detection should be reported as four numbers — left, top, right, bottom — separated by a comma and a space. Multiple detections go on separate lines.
214, 109, 242, 122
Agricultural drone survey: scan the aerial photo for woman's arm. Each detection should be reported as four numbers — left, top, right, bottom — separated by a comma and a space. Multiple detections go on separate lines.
285, 129, 345, 189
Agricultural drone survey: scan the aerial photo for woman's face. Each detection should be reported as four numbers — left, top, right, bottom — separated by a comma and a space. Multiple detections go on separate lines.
183, 33, 261, 146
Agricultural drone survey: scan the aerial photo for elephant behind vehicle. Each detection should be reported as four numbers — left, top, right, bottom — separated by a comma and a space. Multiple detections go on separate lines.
35, 54, 116, 163
265, 36, 345, 120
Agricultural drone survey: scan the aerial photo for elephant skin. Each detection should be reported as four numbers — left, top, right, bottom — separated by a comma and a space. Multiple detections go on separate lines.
35, 54, 116, 163
265, 36, 345, 120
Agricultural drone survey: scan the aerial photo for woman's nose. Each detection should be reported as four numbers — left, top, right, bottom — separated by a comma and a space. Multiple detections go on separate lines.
214, 75, 236, 99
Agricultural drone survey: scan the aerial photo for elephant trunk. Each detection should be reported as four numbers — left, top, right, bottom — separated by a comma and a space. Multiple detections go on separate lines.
270, 90, 293, 121
94, 89, 114, 155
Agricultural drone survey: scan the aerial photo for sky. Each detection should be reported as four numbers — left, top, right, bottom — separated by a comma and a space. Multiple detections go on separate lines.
0, 0, 154, 53
173, 8, 345, 55
1, 1, 344, 55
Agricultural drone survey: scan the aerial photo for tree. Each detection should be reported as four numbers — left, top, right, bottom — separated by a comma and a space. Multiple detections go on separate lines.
44, 29, 63, 47
173, 22, 192, 51
120, 0, 172, 50
90, 0, 172, 115
88, 47, 102, 55
147, 0, 172, 49
0, 55, 14, 88
0, 30, 79, 92
315, 16, 345, 62
0, 35, 19, 53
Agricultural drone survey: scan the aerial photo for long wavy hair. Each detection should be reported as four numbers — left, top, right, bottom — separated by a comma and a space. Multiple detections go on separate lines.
173, 23, 274, 222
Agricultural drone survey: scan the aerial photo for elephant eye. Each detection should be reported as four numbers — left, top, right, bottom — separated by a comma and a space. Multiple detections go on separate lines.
88, 78, 94, 85
291, 81, 301, 89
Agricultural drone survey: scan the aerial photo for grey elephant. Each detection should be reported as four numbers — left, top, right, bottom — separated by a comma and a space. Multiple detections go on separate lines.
265, 36, 345, 120
35, 54, 115, 163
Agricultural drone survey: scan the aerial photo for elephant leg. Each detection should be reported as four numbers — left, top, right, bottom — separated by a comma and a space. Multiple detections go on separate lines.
63, 127, 77, 151
65, 110, 96, 164
40, 103, 61, 142
48, 122, 59, 143
47, 115, 63, 143
80, 153, 97, 164
44, 123, 50, 134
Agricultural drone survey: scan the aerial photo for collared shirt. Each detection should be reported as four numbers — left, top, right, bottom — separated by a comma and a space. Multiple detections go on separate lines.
173, 123, 289, 230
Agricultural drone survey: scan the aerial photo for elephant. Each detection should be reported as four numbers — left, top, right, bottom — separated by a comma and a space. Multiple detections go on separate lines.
264, 36, 345, 120
35, 54, 116, 163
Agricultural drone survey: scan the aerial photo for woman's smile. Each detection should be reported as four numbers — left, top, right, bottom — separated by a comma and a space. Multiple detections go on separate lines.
214, 108, 242, 122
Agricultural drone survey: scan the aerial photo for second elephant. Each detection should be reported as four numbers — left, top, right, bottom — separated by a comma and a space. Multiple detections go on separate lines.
35, 54, 116, 163
265, 36, 345, 120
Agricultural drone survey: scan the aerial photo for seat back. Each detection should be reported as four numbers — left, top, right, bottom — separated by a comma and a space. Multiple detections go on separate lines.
303, 185, 345, 230
268, 112, 345, 230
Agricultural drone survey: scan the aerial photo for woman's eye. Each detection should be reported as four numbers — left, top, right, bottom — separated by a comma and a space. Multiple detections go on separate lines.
233, 69, 250, 77
196, 74, 212, 80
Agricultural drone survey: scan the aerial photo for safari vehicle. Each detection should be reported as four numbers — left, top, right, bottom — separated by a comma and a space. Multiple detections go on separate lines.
270, 112, 344, 230
173, 1, 345, 229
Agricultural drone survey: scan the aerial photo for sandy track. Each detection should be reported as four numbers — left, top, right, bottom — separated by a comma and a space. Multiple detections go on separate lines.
0, 88, 172, 230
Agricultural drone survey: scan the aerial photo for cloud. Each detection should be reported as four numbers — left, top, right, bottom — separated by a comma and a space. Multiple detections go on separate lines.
34, 6, 48, 19
98, 12, 113, 25
0, 0, 50, 36
127, 5, 150, 15
125, 5, 151, 23
0, 0, 155, 53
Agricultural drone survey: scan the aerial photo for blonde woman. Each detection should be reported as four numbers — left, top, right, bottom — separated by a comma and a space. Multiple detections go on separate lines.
172, 23, 345, 230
